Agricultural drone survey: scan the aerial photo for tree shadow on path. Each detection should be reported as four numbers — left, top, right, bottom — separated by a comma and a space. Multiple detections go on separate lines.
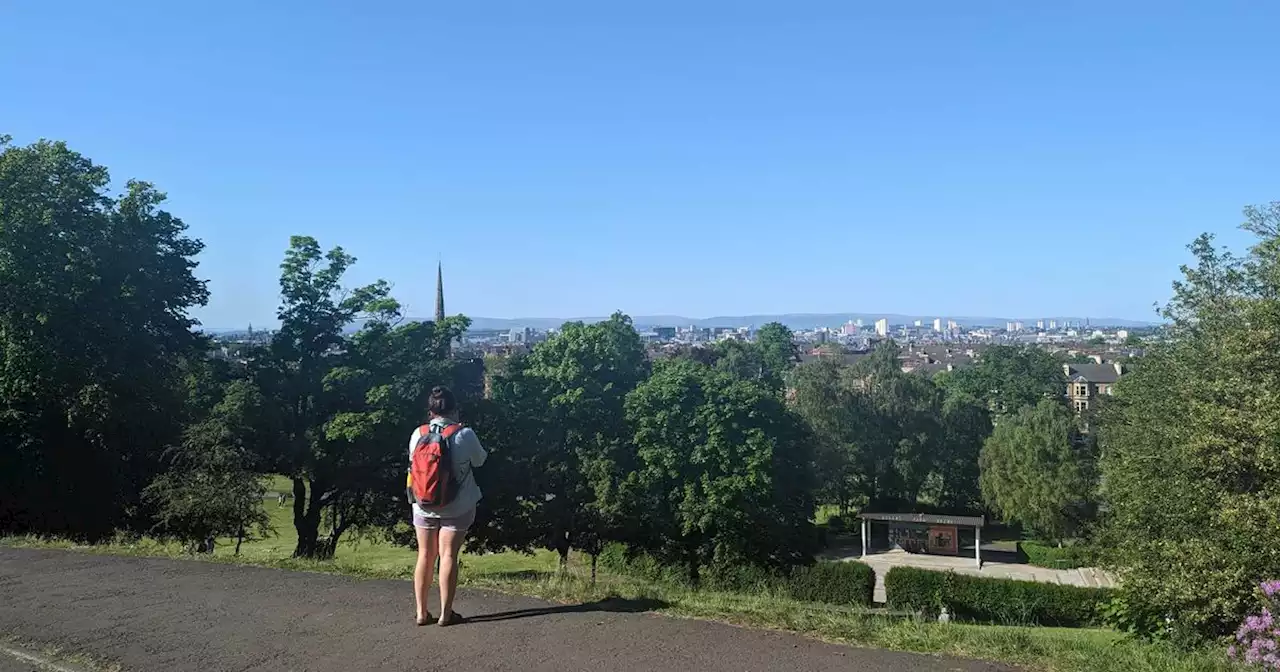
464, 597, 669, 624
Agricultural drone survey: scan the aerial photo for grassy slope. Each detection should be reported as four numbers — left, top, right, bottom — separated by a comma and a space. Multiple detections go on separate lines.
2, 490, 1238, 672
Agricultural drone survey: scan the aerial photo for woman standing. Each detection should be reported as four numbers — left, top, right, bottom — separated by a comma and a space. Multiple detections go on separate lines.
409, 386, 487, 626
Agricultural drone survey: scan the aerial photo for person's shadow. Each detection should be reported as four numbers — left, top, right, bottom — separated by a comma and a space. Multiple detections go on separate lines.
464, 597, 668, 624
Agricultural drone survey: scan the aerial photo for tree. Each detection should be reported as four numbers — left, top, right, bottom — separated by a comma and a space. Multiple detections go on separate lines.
846, 342, 946, 508
938, 345, 1065, 416
0, 137, 209, 539
706, 322, 797, 392
1086, 335, 1106, 346
1123, 333, 1144, 347
240, 236, 474, 558
1100, 203, 1280, 638
979, 399, 1095, 543
314, 311, 473, 554
465, 355, 557, 557
517, 313, 649, 565
790, 341, 953, 512
247, 237, 392, 557
754, 322, 799, 390
144, 381, 273, 554
788, 355, 862, 514
928, 394, 991, 511
622, 359, 816, 583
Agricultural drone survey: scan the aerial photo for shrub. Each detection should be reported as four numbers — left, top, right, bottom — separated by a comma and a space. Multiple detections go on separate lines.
1020, 541, 1094, 569
826, 514, 847, 533
599, 544, 875, 607
704, 559, 779, 592
787, 561, 875, 606
884, 566, 1112, 627
598, 543, 691, 587
1229, 580, 1280, 668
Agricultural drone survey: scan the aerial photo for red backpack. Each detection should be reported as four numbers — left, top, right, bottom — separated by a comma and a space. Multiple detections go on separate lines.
407, 422, 463, 509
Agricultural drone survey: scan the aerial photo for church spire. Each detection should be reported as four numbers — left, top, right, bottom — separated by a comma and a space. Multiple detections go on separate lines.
435, 261, 445, 323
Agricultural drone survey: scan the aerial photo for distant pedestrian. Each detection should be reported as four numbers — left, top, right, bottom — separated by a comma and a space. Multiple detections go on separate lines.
406, 385, 487, 627
277, 492, 288, 507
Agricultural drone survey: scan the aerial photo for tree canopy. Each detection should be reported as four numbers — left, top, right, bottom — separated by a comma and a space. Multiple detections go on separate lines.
789, 341, 985, 513
0, 137, 209, 539
621, 359, 815, 581
938, 345, 1065, 416
1100, 203, 1280, 638
503, 313, 650, 564
979, 399, 1095, 542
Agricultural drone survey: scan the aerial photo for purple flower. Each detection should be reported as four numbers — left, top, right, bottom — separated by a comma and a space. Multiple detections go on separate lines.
1261, 580, 1280, 598
1229, 644, 1238, 659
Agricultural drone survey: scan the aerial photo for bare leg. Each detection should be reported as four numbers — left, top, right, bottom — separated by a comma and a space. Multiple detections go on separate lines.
413, 525, 439, 623
437, 525, 467, 623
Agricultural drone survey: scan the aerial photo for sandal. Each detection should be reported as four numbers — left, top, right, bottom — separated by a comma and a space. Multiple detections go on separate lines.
437, 611, 465, 627
415, 613, 434, 626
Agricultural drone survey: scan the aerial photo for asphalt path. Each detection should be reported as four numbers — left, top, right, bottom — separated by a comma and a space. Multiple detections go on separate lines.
0, 548, 1012, 671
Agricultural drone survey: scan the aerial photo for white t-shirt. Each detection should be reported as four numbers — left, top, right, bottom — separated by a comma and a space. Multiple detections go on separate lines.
408, 418, 487, 519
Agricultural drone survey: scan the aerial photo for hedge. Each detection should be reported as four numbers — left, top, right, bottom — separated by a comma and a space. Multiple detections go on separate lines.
884, 566, 1112, 627
598, 543, 875, 607
786, 560, 876, 606
1020, 541, 1094, 570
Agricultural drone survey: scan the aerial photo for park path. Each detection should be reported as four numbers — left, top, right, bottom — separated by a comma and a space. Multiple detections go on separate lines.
0, 548, 1012, 672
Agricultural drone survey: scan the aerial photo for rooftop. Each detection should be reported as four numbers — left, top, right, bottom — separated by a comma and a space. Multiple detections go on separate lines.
1065, 362, 1122, 383
858, 512, 985, 528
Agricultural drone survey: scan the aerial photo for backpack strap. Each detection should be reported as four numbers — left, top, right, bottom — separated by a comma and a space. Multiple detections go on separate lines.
435, 422, 472, 485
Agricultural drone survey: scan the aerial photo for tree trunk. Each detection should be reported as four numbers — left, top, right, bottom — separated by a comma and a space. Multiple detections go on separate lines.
552, 525, 571, 569
235, 526, 245, 556
590, 553, 598, 585
292, 478, 328, 559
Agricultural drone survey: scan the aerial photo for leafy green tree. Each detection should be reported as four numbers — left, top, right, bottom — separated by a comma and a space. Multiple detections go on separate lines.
707, 322, 797, 392
244, 236, 394, 557
518, 313, 649, 565
754, 321, 798, 389
979, 399, 1095, 543
1100, 204, 1280, 638
790, 341, 957, 512
465, 355, 555, 557
928, 394, 991, 511
939, 345, 1065, 416
622, 359, 816, 582
1086, 335, 1107, 346
144, 381, 273, 554
1123, 333, 1144, 347
239, 237, 467, 558
0, 137, 209, 539
847, 342, 946, 508
709, 338, 766, 382
315, 310, 472, 553
788, 355, 862, 514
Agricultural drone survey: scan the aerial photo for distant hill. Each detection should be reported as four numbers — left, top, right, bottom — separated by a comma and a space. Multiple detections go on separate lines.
465, 313, 1158, 332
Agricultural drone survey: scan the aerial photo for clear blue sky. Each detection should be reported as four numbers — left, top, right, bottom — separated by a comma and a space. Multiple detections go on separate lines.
3, 2, 1275, 326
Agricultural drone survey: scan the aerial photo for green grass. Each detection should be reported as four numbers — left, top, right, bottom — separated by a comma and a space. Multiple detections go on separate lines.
1, 492, 1241, 672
